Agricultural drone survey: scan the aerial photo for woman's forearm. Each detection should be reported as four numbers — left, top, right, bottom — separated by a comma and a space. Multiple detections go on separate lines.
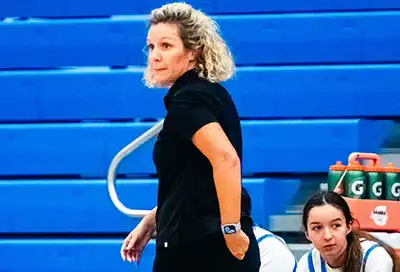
212, 156, 242, 225
143, 206, 157, 230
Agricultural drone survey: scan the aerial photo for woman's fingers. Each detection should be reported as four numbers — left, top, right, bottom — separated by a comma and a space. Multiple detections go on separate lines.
121, 226, 151, 263
232, 244, 247, 259
224, 230, 250, 260
236, 252, 245, 260
120, 236, 131, 261
125, 248, 142, 263
126, 234, 137, 250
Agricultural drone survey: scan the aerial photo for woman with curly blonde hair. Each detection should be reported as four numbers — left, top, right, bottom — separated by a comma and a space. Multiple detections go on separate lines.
121, 2, 261, 271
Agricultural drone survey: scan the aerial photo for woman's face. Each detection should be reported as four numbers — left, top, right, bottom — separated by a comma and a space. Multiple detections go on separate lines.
305, 204, 351, 259
146, 22, 196, 87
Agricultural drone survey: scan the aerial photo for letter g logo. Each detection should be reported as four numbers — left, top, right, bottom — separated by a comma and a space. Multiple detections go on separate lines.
372, 181, 382, 197
351, 180, 364, 196
391, 182, 400, 198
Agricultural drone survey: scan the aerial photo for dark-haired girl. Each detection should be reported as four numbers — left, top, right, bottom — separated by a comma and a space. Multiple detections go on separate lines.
296, 191, 400, 272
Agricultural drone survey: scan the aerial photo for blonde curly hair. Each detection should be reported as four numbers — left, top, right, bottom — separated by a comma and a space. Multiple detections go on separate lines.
143, 2, 236, 87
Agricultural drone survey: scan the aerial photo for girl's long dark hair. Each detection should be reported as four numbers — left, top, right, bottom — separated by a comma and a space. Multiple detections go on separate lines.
302, 191, 400, 272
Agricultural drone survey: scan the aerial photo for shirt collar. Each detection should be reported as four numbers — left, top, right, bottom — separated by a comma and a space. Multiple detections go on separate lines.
163, 69, 200, 108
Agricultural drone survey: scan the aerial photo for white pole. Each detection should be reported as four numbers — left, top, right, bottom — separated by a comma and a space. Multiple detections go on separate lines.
106, 120, 164, 218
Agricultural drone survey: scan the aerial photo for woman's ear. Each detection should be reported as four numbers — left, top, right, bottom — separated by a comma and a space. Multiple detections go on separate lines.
346, 221, 353, 235
305, 231, 312, 242
188, 49, 197, 61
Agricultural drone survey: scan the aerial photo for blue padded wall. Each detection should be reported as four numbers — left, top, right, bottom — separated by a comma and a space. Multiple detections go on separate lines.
0, 178, 295, 233
1, 0, 400, 18
1, 0, 399, 271
0, 120, 394, 177
0, 239, 156, 272
1, 65, 400, 122
1, 12, 400, 69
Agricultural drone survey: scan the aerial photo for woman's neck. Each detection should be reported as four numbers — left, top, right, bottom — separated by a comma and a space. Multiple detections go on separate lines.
323, 248, 347, 269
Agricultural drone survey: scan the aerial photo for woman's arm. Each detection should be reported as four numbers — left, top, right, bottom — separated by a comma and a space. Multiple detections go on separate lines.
192, 122, 241, 225
192, 122, 249, 260
143, 206, 157, 230
257, 234, 297, 272
364, 247, 393, 272
295, 253, 311, 272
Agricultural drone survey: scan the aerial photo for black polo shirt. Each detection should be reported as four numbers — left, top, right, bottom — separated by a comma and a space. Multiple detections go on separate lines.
153, 69, 243, 248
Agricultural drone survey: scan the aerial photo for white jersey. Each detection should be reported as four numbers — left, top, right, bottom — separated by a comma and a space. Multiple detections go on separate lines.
296, 239, 393, 272
253, 226, 297, 272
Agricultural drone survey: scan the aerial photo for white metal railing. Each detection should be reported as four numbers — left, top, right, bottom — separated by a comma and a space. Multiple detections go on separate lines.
107, 119, 164, 218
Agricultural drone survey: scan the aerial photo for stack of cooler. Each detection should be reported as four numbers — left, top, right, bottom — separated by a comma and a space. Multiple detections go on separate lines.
328, 161, 400, 201
327, 152, 400, 256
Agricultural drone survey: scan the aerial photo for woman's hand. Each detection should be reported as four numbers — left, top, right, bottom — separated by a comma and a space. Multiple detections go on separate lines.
223, 230, 250, 260
121, 210, 156, 264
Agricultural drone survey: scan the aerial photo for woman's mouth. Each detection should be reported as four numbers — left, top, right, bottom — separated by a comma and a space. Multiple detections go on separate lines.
323, 244, 336, 251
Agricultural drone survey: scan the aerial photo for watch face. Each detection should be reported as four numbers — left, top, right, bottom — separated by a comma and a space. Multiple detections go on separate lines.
223, 225, 236, 234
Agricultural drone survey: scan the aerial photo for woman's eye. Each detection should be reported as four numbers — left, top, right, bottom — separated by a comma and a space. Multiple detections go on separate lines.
162, 43, 171, 49
146, 44, 154, 51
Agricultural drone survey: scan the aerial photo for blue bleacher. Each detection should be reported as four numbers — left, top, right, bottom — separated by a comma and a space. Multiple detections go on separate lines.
1, 65, 400, 122
0, 177, 300, 270
0, 178, 300, 233
0, 120, 394, 176
1, 0, 400, 17
0, 239, 156, 271
1, 12, 400, 69
1, 0, 399, 270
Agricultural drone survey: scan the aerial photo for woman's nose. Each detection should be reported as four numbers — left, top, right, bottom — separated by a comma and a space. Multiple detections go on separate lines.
324, 229, 333, 241
149, 47, 161, 62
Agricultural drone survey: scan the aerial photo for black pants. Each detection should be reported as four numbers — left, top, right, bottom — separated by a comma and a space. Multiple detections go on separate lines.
153, 221, 260, 272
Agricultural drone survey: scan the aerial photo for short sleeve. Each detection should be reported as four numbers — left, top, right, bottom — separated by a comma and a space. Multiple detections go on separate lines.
364, 246, 393, 272
258, 237, 297, 272
167, 88, 218, 141
295, 253, 310, 272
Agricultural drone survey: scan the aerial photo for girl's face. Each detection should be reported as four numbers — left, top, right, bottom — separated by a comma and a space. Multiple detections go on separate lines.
305, 204, 352, 259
